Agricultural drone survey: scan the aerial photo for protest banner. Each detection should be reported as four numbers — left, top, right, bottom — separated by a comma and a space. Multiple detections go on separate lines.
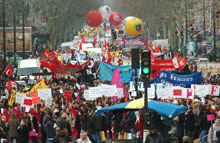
151, 70, 202, 88
45, 97, 52, 108
100, 62, 138, 82
23, 98, 32, 106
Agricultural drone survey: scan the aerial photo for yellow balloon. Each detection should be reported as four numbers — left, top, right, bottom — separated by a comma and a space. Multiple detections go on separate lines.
125, 17, 143, 36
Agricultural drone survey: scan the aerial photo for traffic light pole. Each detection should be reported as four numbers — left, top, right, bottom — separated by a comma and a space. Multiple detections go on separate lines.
134, 68, 139, 98
143, 80, 148, 129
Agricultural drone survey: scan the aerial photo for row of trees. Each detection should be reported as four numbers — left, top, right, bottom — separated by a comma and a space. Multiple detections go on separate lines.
1, 0, 204, 50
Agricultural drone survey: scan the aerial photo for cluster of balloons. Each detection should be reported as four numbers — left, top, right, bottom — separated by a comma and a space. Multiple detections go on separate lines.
86, 5, 123, 27
86, 5, 144, 36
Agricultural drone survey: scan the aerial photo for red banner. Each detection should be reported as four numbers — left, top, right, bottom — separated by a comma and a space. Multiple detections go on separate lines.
40, 58, 93, 74
151, 59, 175, 79
173, 89, 182, 96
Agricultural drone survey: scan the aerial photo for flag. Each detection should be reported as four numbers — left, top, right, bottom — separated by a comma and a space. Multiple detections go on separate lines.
104, 39, 107, 50
3, 64, 13, 78
110, 67, 120, 88
118, 58, 123, 66
148, 43, 154, 52
177, 56, 187, 71
7, 80, 16, 91
44, 49, 50, 59
79, 42, 82, 50
81, 35, 86, 43
163, 46, 167, 54
30, 79, 47, 92
94, 35, 97, 47
130, 71, 135, 81
155, 45, 161, 53
102, 56, 106, 62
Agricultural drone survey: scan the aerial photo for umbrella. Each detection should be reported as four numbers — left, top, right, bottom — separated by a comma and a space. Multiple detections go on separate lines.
96, 98, 187, 118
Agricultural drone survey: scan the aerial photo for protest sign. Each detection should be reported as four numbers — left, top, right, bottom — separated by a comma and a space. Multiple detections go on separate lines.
210, 86, 220, 96
156, 84, 173, 99
30, 91, 38, 98
32, 97, 41, 104
129, 81, 144, 91
191, 84, 210, 97
38, 88, 52, 101
89, 87, 101, 99
23, 98, 32, 106
16, 93, 26, 104
207, 114, 215, 121
45, 97, 52, 108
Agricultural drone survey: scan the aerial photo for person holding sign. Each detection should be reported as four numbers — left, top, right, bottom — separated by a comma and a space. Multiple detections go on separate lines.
208, 115, 220, 143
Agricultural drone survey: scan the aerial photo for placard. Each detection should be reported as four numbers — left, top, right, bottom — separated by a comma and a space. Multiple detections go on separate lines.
157, 84, 173, 99
89, 87, 101, 99
129, 81, 144, 91
45, 97, 52, 108
38, 88, 52, 101
23, 99, 32, 106
30, 91, 38, 98
207, 114, 215, 121
15, 93, 26, 104
32, 97, 41, 104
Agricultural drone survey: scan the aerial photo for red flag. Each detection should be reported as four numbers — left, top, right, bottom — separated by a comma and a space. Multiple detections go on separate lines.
62, 50, 65, 54
118, 58, 123, 66
7, 80, 15, 91
155, 45, 161, 53
94, 35, 97, 47
177, 56, 187, 71
163, 46, 167, 54
104, 39, 107, 50
148, 43, 154, 52
3, 64, 13, 78
81, 35, 86, 43
79, 42, 82, 50
107, 57, 111, 64
102, 56, 106, 62
44, 49, 50, 59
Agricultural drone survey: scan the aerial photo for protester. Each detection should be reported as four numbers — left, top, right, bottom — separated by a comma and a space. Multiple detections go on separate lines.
208, 115, 220, 143
144, 124, 164, 143
8, 113, 18, 143
77, 131, 92, 143
17, 119, 29, 143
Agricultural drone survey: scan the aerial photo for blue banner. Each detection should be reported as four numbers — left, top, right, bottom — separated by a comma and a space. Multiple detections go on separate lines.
100, 62, 139, 82
150, 70, 202, 88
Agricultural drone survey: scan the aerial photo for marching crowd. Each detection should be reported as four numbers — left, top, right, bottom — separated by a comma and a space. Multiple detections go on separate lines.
0, 68, 219, 143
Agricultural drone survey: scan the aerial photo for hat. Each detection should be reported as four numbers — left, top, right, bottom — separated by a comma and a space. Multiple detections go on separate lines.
193, 99, 200, 103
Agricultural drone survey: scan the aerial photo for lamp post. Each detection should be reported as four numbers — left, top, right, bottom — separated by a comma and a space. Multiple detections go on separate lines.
22, 1, 25, 59
13, 0, 16, 68
2, 0, 6, 68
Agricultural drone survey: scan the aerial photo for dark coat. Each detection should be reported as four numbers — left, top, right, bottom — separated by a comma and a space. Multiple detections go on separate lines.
80, 112, 90, 131
8, 113, 18, 138
46, 119, 56, 138
17, 125, 29, 143
145, 132, 163, 143
184, 110, 195, 131
123, 111, 136, 129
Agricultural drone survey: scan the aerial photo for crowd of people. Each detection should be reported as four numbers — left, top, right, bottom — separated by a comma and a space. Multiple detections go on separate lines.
0, 67, 219, 143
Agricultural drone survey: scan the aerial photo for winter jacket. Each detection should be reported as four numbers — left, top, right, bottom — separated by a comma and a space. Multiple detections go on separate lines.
8, 113, 18, 138
46, 119, 56, 138
145, 132, 163, 143
208, 123, 220, 143
17, 125, 29, 143
123, 111, 136, 129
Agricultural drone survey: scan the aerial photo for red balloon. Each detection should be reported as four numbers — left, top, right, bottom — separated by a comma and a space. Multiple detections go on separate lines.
109, 12, 123, 26
86, 11, 102, 27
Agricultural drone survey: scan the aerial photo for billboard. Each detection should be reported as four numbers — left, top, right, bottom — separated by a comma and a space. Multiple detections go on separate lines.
0, 27, 32, 52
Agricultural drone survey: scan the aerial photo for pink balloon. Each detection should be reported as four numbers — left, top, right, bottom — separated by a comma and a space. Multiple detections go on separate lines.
86, 11, 102, 27
109, 12, 123, 26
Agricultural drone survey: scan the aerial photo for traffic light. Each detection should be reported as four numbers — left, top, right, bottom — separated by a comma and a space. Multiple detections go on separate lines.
141, 50, 151, 80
